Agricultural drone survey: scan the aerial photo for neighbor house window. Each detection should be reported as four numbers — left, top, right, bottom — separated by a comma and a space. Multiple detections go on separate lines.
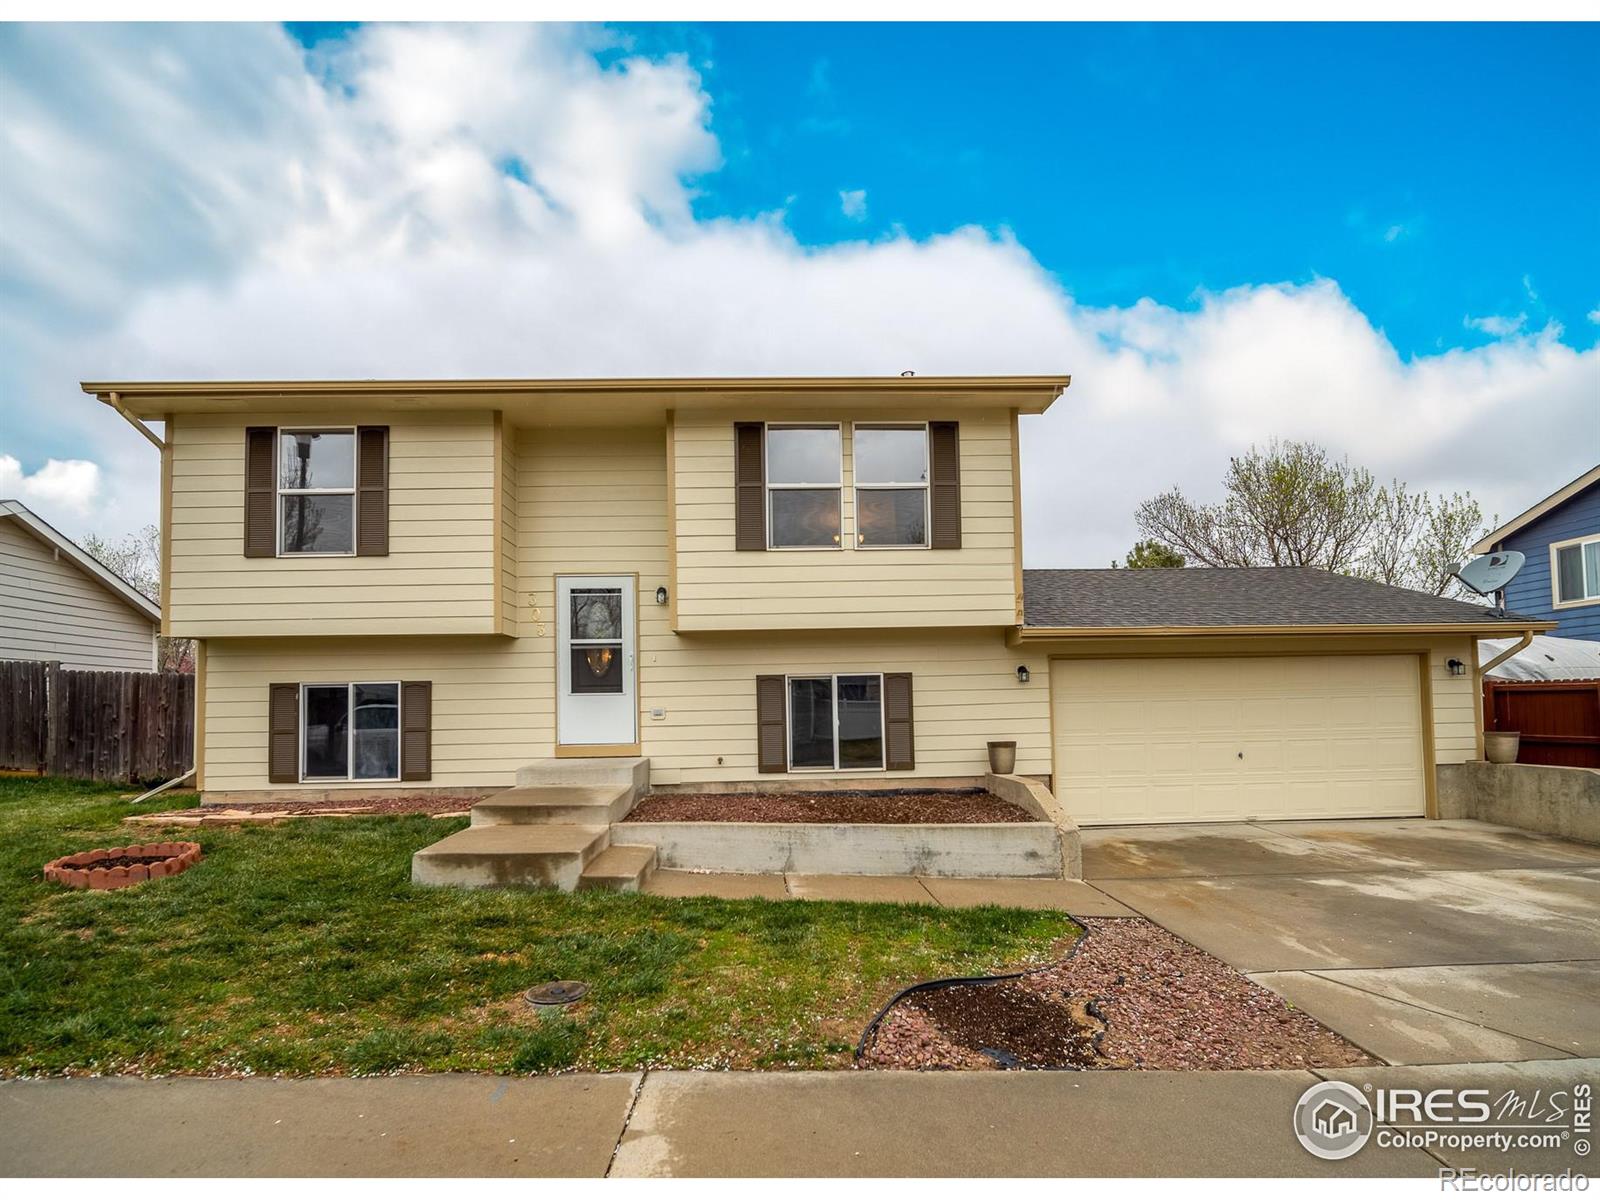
279, 429, 356, 554
1554, 536, 1600, 606
766, 425, 842, 548
853, 424, 928, 547
786, 674, 884, 770
301, 682, 400, 781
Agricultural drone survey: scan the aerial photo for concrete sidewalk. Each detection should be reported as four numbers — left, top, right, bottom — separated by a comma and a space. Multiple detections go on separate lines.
6, 1063, 1594, 1177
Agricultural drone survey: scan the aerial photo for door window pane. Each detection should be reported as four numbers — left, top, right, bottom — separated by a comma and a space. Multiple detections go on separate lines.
788, 678, 835, 768
836, 675, 884, 768
279, 431, 355, 490
570, 646, 624, 694
1557, 545, 1584, 602
854, 427, 927, 484
303, 686, 349, 778
767, 427, 840, 485
571, 590, 622, 640
352, 683, 399, 780
770, 490, 841, 547
281, 494, 355, 554
856, 489, 927, 547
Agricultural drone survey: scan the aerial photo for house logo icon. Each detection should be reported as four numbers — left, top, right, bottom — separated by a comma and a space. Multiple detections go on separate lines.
1294, 1081, 1373, 1160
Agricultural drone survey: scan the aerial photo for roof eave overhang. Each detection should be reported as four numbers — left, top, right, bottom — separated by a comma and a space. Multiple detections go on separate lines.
1471, 464, 1600, 553
1013, 620, 1559, 642
82, 375, 1072, 419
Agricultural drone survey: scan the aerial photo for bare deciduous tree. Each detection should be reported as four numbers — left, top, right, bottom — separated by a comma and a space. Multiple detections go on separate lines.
1135, 440, 1492, 599
79, 525, 195, 672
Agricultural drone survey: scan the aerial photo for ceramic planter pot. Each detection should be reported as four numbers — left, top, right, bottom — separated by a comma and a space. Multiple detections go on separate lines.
987, 740, 1017, 775
1484, 731, 1521, 764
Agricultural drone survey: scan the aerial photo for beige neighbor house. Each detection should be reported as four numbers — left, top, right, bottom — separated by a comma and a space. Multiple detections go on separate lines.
83, 377, 1549, 884
0, 499, 161, 672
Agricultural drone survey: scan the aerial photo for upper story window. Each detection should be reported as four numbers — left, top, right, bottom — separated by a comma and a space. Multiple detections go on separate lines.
279, 430, 356, 555
1554, 536, 1600, 607
766, 425, 841, 549
854, 424, 928, 548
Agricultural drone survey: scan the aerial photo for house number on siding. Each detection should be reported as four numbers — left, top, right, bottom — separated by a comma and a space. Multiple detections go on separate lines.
527, 598, 548, 637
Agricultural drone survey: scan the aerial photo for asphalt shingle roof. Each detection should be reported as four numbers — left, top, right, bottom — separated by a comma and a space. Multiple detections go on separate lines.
1021, 566, 1538, 629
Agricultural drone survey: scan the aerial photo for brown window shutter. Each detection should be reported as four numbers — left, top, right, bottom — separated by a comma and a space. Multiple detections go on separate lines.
884, 673, 915, 771
755, 675, 786, 773
928, 421, 962, 549
267, 683, 299, 783
400, 680, 432, 781
244, 427, 277, 558
734, 422, 766, 551
356, 426, 389, 556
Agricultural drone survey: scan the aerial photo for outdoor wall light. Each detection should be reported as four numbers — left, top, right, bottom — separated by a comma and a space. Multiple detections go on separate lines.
1446, 658, 1467, 676
655, 586, 669, 605
1015, 665, 1030, 684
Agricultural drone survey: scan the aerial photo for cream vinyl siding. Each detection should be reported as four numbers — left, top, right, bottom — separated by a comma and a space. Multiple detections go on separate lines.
671, 408, 1018, 631
200, 628, 1044, 792
167, 412, 498, 637
1427, 638, 1478, 765
1050, 654, 1432, 825
203, 423, 1044, 790
0, 519, 157, 671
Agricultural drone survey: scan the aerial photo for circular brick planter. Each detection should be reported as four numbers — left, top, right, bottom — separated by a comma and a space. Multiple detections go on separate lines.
44, 842, 203, 891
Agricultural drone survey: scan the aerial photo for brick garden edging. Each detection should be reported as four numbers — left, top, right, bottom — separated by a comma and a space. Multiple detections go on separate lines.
44, 842, 203, 890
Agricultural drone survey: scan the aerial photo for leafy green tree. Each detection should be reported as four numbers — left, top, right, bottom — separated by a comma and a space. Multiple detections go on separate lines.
1117, 540, 1186, 569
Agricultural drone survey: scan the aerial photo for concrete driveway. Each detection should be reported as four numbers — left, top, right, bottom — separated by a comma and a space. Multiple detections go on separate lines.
1082, 818, 1600, 1066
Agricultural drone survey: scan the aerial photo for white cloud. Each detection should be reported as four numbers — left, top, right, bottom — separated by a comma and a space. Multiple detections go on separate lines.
2, 23, 1596, 566
1465, 313, 1528, 337
0, 454, 101, 516
839, 188, 867, 220
1588, 308, 1600, 325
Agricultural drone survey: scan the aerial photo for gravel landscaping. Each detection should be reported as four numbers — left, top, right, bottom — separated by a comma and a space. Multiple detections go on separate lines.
860, 917, 1376, 1072
624, 789, 1032, 824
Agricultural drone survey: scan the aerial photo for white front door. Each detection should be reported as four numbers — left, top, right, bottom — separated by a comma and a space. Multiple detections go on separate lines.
556, 575, 638, 747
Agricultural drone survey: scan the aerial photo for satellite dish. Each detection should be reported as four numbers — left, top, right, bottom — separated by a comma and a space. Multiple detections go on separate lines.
1450, 551, 1526, 599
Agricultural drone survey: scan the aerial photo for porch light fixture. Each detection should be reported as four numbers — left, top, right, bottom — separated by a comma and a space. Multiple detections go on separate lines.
655, 586, 668, 605
1015, 665, 1030, 684
1446, 658, 1467, 676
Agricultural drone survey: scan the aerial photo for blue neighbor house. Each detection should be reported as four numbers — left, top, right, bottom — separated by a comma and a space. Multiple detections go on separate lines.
1473, 465, 1600, 640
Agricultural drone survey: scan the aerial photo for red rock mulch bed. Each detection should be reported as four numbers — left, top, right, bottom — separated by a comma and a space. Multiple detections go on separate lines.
45, 842, 202, 890
624, 789, 1032, 824
860, 917, 1376, 1072
127, 795, 483, 826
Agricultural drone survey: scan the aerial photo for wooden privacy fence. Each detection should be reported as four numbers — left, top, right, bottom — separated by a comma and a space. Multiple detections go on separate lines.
1483, 678, 1600, 769
0, 660, 195, 783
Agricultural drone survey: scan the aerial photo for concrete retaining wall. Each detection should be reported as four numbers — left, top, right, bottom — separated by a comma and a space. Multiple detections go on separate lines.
613, 820, 1067, 879
1436, 762, 1600, 845
984, 772, 1082, 878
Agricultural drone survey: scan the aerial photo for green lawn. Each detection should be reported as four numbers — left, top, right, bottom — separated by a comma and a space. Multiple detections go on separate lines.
0, 777, 1077, 1077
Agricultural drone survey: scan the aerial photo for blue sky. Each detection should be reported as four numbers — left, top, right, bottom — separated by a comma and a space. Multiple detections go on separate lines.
632, 22, 1600, 357
3, 22, 1597, 564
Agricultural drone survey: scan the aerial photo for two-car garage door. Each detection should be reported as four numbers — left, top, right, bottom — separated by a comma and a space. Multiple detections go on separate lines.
1051, 655, 1426, 825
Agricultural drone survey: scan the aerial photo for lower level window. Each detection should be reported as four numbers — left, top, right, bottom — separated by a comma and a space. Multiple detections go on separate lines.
302, 682, 400, 781
787, 674, 884, 770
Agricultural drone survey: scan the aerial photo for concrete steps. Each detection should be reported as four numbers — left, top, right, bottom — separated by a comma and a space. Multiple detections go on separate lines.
412, 824, 611, 891
410, 757, 652, 892
515, 757, 650, 795
577, 843, 658, 893
471, 785, 635, 827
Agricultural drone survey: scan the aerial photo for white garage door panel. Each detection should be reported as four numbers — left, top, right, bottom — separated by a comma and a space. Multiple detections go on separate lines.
1052, 655, 1426, 825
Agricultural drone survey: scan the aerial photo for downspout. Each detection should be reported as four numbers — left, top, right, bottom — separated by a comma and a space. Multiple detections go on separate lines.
1474, 629, 1536, 760
103, 391, 166, 451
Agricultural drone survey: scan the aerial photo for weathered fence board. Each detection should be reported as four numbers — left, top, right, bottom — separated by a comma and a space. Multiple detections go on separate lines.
1484, 678, 1600, 768
0, 659, 194, 782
